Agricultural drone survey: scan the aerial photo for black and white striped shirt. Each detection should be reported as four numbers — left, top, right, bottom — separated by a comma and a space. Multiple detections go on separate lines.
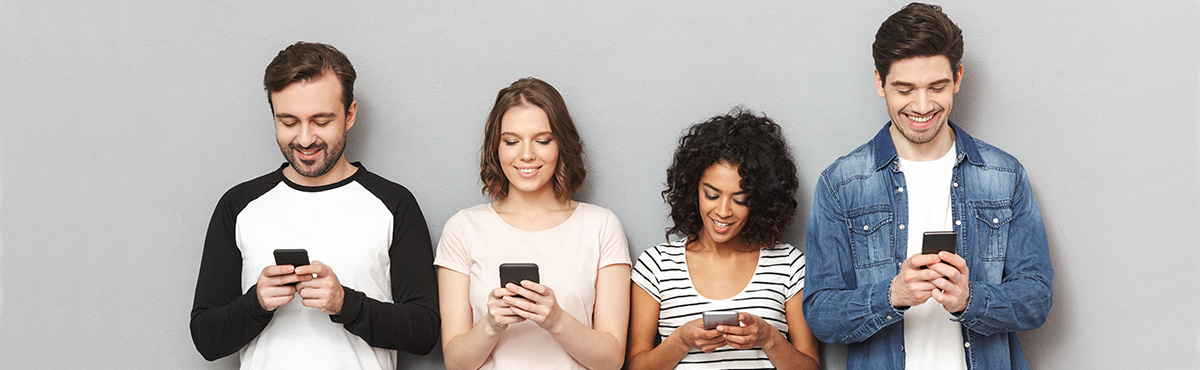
632, 239, 805, 369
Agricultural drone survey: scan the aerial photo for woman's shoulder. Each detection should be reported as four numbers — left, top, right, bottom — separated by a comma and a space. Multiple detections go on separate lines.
761, 242, 804, 257
443, 203, 496, 228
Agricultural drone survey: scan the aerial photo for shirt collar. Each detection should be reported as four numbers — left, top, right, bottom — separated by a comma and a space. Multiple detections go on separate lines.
871, 120, 984, 171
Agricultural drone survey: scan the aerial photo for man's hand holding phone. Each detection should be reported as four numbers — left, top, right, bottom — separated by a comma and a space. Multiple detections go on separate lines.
296, 261, 345, 315
928, 251, 970, 313
256, 264, 302, 311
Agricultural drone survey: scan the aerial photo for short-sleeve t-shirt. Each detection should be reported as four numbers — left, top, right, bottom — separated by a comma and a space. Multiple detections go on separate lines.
631, 240, 805, 369
434, 202, 631, 370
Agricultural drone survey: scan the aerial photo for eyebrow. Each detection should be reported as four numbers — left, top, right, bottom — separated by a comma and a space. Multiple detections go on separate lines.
890, 78, 952, 88
500, 131, 554, 137
274, 112, 339, 119
702, 183, 748, 195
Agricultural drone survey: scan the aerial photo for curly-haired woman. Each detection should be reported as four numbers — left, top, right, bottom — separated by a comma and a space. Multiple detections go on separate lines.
435, 78, 631, 370
626, 110, 819, 370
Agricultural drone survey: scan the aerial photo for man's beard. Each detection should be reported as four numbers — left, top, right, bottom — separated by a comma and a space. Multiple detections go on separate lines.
281, 135, 346, 178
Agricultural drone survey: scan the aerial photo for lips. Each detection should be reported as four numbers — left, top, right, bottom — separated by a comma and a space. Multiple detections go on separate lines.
903, 111, 937, 129
515, 166, 541, 178
712, 218, 735, 233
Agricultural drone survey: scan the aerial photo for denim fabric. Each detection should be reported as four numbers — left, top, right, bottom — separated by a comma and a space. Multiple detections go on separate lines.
802, 122, 1053, 370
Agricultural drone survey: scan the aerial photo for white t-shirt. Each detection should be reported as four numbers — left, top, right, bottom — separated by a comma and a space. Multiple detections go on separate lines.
631, 240, 805, 369
434, 202, 631, 370
899, 143, 966, 370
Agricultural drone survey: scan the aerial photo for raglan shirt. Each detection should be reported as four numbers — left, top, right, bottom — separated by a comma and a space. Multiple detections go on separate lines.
190, 163, 440, 370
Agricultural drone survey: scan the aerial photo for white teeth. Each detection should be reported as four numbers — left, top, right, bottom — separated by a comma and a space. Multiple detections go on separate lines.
300, 150, 316, 155
518, 168, 537, 174
907, 113, 932, 123
714, 220, 731, 228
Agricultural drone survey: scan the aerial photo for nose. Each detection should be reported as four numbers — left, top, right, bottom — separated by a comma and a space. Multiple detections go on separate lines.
519, 142, 536, 161
715, 197, 734, 218
295, 123, 317, 147
911, 90, 934, 115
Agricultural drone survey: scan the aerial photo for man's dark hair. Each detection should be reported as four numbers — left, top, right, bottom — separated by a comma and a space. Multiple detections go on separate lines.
662, 109, 799, 247
263, 41, 357, 113
873, 2, 964, 83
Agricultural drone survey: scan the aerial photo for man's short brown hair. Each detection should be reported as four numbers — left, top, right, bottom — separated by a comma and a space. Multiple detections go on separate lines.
873, 3, 964, 84
479, 78, 586, 202
263, 41, 356, 113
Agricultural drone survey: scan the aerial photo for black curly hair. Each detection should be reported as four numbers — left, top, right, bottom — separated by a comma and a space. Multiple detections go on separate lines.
663, 109, 799, 247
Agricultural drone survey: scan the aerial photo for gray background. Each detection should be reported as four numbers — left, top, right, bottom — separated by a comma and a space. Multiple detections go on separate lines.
2, 1, 1198, 369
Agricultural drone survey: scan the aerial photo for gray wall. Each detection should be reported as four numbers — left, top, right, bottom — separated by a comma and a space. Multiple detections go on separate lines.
2, 1, 1197, 369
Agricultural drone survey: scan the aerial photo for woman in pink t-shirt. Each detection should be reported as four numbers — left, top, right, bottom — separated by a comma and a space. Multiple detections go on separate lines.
435, 78, 632, 370
626, 110, 820, 369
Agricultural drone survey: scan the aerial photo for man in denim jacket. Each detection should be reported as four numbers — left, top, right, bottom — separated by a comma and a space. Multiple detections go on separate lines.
802, 3, 1053, 370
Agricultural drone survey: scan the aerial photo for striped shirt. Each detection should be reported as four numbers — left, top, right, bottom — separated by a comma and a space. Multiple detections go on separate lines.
632, 240, 805, 369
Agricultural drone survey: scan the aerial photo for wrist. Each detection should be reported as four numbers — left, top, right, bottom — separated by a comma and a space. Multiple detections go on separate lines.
760, 327, 785, 352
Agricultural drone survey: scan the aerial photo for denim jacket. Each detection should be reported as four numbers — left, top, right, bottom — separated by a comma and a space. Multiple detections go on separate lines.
802, 123, 1053, 370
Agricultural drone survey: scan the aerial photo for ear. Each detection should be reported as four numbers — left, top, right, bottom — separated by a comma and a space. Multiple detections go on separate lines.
952, 64, 963, 93
344, 100, 357, 131
874, 70, 886, 98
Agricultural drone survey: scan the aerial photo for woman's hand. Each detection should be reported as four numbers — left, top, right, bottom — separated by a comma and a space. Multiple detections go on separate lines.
718, 312, 779, 350
485, 287, 525, 335
669, 318, 727, 353
502, 281, 566, 333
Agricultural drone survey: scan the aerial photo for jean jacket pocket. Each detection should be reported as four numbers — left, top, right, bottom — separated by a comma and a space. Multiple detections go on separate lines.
846, 204, 894, 268
971, 200, 1014, 261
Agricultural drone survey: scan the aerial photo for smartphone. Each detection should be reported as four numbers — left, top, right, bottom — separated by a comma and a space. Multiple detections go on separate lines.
702, 311, 740, 330
273, 248, 310, 267
921, 231, 957, 255
273, 249, 310, 286
499, 263, 539, 299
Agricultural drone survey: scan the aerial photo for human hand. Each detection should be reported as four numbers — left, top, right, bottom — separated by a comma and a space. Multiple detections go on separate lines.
295, 261, 344, 315
669, 318, 727, 353
928, 251, 970, 313
256, 264, 301, 311
890, 253, 944, 307
502, 281, 566, 333
484, 286, 525, 335
718, 312, 781, 350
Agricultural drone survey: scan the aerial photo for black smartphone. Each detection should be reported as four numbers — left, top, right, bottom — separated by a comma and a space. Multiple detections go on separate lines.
499, 263, 539, 299
921, 231, 957, 255
273, 249, 309, 286
273, 248, 310, 267
702, 311, 740, 330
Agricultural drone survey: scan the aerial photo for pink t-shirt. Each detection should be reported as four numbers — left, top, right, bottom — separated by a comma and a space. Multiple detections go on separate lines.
435, 202, 631, 370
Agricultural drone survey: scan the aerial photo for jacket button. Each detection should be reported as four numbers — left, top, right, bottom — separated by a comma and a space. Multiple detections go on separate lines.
864, 225, 869, 230
897, 187, 904, 193
964, 342, 971, 348
955, 220, 962, 226
992, 218, 999, 224
952, 182, 959, 187
899, 224, 906, 230
886, 315, 892, 320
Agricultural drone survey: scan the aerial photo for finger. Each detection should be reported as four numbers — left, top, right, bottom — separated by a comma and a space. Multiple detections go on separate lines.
938, 252, 968, 271
295, 261, 329, 277
262, 265, 296, 277
717, 325, 749, 335
906, 254, 941, 269
519, 280, 547, 295
491, 287, 514, 298
505, 283, 542, 303
696, 328, 725, 340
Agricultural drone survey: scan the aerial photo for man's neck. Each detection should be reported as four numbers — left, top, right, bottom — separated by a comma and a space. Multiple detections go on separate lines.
283, 158, 358, 187
891, 124, 956, 162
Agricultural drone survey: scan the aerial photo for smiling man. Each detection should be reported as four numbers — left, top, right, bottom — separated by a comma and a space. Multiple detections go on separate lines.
190, 42, 440, 369
802, 3, 1053, 370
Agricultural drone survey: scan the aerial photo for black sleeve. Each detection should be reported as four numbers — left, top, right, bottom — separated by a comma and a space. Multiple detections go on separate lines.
332, 182, 441, 355
189, 186, 275, 361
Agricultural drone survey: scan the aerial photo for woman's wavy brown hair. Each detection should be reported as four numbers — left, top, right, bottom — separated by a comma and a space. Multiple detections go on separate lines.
480, 78, 585, 202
